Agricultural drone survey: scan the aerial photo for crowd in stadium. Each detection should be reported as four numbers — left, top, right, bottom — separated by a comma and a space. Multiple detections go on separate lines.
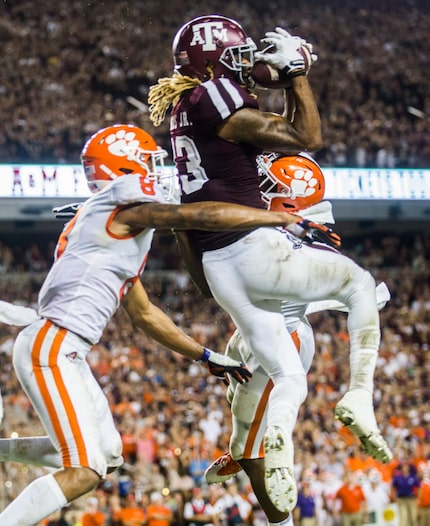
0, 0, 429, 524
0, 0, 428, 168
0, 230, 429, 524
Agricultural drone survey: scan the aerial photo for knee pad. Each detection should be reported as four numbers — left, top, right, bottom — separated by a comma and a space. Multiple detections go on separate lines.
231, 380, 266, 425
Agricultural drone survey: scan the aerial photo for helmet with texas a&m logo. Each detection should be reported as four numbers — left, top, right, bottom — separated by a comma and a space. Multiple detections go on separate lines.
81, 124, 177, 201
257, 152, 325, 212
172, 15, 257, 85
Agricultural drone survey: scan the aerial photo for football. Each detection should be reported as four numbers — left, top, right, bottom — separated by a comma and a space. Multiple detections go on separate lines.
251, 61, 292, 89
251, 44, 313, 89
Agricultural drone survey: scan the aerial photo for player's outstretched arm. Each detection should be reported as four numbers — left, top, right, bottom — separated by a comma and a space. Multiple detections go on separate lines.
116, 201, 301, 233
121, 279, 251, 383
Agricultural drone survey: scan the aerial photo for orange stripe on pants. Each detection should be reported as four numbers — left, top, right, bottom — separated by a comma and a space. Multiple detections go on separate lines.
31, 320, 89, 467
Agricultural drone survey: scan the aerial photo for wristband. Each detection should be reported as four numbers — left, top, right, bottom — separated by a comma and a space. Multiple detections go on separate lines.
281, 65, 306, 78
197, 347, 210, 363
280, 62, 306, 78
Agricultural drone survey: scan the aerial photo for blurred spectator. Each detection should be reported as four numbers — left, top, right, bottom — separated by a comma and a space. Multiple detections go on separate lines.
146, 492, 173, 526
183, 486, 220, 526
390, 462, 420, 526
112, 493, 146, 526
361, 469, 391, 525
417, 464, 430, 526
214, 481, 252, 526
294, 481, 317, 525
333, 470, 367, 525
81, 497, 106, 526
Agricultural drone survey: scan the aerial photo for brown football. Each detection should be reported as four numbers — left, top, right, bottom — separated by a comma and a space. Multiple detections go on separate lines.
251, 61, 292, 89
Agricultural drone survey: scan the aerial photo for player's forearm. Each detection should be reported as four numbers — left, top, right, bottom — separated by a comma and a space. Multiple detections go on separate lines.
178, 202, 299, 230
125, 202, 300, 231
290, 76, 323, 151
134, 302, 204, 360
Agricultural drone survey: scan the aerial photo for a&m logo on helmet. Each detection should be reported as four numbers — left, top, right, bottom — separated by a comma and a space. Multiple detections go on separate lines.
189, 21, 229, 51
173, 15, 256, 84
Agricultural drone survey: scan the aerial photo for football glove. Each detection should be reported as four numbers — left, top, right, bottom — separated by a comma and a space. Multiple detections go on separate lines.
198, 348, 252, 384
52, 202, 82, 220
256, 27, 307, 77
286, 219, 342, 248
300, 39, 318, 67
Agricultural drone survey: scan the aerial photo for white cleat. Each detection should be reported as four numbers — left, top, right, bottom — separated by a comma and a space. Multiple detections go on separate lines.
264, 425, 297, 513
205, 452, 242, 484
335, 388, 393, 464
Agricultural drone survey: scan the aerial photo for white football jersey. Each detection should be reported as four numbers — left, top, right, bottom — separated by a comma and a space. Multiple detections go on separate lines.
39, 173, 166, 344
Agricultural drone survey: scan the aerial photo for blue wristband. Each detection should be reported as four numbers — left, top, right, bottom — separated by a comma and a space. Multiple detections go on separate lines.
198, 348, 211, 363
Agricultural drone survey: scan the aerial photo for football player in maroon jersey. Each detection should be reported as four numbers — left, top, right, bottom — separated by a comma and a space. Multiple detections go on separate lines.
149, 14, 392, 522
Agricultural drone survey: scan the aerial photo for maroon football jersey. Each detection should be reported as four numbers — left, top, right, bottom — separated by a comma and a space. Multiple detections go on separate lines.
170, 78, 265, 251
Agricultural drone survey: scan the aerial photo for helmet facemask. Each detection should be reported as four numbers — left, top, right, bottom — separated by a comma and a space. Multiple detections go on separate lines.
218, 38, 257, 86
257, 153, 287, 207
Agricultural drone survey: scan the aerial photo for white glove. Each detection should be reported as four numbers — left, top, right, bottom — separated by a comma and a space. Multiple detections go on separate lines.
52, 202, 82, 220
300, 39, 318, 69
256, 27, 306, 77
197, 348, 252, 383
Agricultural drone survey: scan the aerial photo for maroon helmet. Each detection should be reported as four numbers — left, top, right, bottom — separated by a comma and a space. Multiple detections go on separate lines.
172, 15, 256, 85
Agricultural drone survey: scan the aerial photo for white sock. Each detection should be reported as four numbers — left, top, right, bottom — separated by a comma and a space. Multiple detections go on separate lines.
269, 514, 293, 526
0, 472, 68, 525
0, 436, 61, 468
349, 349, 377, 392
268, 374, 307, 433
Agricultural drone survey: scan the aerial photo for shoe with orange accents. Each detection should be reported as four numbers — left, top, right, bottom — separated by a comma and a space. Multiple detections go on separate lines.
205, 452, 243, 484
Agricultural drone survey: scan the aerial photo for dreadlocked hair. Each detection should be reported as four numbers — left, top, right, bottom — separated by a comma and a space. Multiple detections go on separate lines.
148, 73, 202, 127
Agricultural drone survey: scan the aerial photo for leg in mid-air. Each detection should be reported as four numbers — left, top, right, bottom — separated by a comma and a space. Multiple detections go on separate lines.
207, 314, 314, 520
203, 234, 392, 512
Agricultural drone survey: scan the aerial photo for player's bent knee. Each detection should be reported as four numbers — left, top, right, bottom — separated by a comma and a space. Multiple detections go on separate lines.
231, 382, 265, 424
57, 466, 101, 502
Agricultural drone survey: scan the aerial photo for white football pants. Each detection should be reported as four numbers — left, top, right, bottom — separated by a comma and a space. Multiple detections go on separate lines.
202, 227, 380, 438
13, 318, 123, 477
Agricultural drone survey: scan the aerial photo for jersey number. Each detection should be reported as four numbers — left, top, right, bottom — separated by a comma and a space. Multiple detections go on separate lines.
171, 136, 209, 195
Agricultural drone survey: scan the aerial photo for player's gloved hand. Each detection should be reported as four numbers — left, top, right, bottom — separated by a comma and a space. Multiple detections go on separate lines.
286, 218, 342, 248
198, 348, 252, 384
300, 39, 318, 68
255, 27, 307, 77
52, 202, 82, 220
